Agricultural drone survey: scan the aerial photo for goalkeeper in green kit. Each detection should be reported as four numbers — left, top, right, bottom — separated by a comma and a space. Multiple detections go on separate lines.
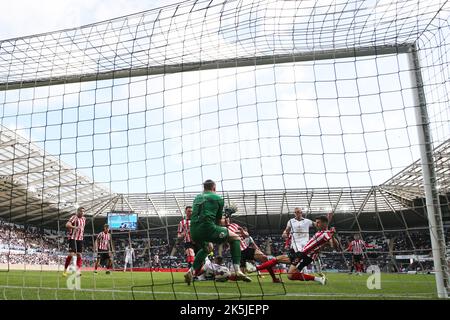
184, 179, 251, 285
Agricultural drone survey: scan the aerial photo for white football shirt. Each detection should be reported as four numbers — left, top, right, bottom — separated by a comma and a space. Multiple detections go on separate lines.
125, 247, 134, 260
286, 218, 313, 252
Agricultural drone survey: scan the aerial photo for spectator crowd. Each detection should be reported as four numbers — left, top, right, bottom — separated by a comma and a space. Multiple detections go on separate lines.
1, 218, 448, 273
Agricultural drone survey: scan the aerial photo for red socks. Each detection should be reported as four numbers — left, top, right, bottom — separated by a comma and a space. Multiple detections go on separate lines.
76, 256, 82, 269
193, 267, 202, 276
289, 273, 315, 281
228, 274, 237, 281
64, 255, 72, 269
64, 255, 82, 270
256, 258, 277, 271
267, 267, 277, 281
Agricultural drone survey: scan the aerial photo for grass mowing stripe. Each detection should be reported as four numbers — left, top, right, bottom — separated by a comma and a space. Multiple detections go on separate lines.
0, 270, 438, 300
0, 285, 434, 299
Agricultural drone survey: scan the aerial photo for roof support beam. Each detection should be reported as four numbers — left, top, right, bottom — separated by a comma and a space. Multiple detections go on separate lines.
349, 187, 374, 230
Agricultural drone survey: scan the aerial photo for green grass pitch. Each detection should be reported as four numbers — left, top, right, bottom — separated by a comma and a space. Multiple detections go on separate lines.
0, 270, 438, 300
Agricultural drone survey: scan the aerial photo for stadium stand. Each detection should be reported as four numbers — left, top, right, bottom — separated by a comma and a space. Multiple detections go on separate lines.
2, 217, 448, 273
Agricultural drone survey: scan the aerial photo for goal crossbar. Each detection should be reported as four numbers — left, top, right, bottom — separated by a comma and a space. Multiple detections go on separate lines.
0, 44, 413, 91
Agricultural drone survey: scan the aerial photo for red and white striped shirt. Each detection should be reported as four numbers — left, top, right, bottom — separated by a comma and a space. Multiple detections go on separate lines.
243, 236, 255, 249
96, 231, 111, 251
227, 223, 248, 251
67, 215, 86, 241
302, 229, 335, 258
347, 239, 374, 255
177, 218, 192, 243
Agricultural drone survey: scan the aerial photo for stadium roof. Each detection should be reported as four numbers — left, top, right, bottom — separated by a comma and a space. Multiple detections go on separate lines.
381, 139, 450, 200
0, 124, 114, 224
96, 187, 411, 218
1, 122, 448, 227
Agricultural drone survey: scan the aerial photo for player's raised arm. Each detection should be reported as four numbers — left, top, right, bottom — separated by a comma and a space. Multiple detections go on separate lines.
325, 210, 340, 251
330, 234, 339, 249
311, 211, 334, 229
329, 228, 342, 251
327, 211, 334, 224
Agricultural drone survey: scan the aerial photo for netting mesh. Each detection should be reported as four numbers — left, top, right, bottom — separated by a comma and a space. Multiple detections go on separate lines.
0, 0, 446, 89
0, 0, 449, 300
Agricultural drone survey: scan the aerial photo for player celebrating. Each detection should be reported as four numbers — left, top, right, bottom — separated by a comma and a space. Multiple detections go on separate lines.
94, 224, 113, 274
177, 206, 196, 269
124, 242, 135, 272
345, 234, 376, 275
224, 218, 281, 283
249, 216, 337, 285
184, 179, 251, 285
63, 207, 86, 277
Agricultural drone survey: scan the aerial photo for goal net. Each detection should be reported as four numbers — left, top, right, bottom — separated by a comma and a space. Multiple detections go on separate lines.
0, 0, 449, 300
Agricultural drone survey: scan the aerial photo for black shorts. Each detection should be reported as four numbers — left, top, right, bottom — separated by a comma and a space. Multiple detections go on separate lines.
288, 249, 313, 270
288, 249, 300, 264
184, 242, 195, 250
68, 239, 83, 253
240, 247, 256, 266
353, 254, 363, 263
97, 250, 110, 262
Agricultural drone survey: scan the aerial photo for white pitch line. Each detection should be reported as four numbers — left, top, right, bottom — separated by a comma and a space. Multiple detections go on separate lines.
0, 285, 435, 299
